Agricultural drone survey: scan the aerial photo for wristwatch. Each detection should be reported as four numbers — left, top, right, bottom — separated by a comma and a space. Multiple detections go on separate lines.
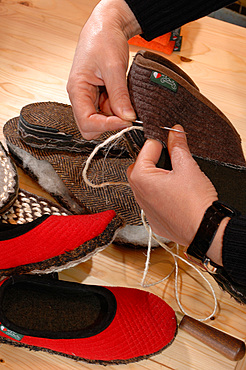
184, 201, 236, 273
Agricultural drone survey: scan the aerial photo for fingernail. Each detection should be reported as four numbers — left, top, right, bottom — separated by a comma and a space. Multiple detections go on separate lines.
121, 108, 136, 122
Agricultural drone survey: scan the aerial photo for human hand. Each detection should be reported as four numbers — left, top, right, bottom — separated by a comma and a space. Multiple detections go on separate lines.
67, 0, 142, 140
127, 125, 218, 246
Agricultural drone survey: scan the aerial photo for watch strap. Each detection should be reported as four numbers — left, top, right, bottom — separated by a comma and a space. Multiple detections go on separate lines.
186, 201, 236, 262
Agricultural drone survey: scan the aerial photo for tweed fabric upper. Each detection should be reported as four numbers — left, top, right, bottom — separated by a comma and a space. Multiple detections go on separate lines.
4, 117, 142, 226
18, 101, 128, 157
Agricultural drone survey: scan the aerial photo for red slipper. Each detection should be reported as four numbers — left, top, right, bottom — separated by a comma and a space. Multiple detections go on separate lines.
0, 210, 123, 277
0, 275, 177, 364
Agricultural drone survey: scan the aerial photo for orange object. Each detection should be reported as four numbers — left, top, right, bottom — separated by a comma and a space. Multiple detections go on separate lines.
128, 33, 176, 55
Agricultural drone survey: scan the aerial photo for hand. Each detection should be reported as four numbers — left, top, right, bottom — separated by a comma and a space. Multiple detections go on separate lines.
67, 0, 142, 140
127, 125, 218, 247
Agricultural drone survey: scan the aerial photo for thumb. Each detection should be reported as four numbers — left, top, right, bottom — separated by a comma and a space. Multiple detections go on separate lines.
168, 124, 193, 170
103, 66, 136, 122
128, 139, 164, 175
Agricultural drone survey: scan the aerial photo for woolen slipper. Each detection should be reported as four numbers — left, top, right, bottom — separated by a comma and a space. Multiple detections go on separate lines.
0, 274, 177, 364
3, 113, 170, 247
0, 209, 123, 277
0, 188, 71, 224
3, 115, 139, 222
0, 142, 18, 215
127, 50, 246, 167
18, 101, 128, 157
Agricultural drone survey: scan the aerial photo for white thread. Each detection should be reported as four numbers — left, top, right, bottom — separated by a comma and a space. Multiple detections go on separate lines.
141, 211, 217, 322
140, 209, 175, 287
83, 126, 218, 321
82, 126, 144, 188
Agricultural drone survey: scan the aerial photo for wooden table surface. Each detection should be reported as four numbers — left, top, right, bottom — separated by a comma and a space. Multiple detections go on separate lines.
0, 1, 246, 369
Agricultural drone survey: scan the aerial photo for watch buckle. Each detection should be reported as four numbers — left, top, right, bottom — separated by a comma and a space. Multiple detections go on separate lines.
184, 252, 218, 273
202, 257, 218, 273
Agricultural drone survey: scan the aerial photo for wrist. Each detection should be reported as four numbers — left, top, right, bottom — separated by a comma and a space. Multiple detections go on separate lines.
206, 217, 230, 266
184, 201, 236, 272
98, 0, 142, 39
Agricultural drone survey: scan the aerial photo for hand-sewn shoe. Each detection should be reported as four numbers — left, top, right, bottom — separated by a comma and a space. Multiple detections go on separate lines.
0, 274, 177, 364
0, 210, 123, 277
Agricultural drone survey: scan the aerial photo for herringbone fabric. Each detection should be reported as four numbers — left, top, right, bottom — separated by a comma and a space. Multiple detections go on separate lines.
4, 117, 142, 225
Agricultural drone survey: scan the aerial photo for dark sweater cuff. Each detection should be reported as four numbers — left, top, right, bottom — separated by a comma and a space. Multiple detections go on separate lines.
124, 0, 234, 41
223, 215, 246, 286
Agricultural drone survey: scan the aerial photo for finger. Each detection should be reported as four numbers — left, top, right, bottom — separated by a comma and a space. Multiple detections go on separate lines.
103, 63, 136, 122
68, 82, 132, 140
127, 139, 164, 189
126, 163, 135, 178
167, 124, 195, 170
135, 139, 164, 169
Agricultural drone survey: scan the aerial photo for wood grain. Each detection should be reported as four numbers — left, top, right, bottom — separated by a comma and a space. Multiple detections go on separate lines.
0, 1, 245, 369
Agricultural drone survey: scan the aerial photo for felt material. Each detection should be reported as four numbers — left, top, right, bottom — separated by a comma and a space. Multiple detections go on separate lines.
0, 275, 178, 364
127, 50, 246, 167
0, 210, 123, 277
125, 51, 246, 213
0, 143, 19, 214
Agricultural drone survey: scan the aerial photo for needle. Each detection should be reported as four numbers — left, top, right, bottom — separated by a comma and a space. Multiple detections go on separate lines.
97, 113, 187, 134
133, 120, 187, 134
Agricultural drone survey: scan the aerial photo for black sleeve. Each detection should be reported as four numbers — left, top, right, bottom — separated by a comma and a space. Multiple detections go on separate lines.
222, 215, 246, 286
124, 0, 234, 40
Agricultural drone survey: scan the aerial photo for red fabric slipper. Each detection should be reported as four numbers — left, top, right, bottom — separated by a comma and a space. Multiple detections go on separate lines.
0, 275, 177, 364
0, 210, 123, 277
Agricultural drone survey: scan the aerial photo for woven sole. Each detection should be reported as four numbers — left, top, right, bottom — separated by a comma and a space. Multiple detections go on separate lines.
0, 188, 71, 224
0, 143, 19, 215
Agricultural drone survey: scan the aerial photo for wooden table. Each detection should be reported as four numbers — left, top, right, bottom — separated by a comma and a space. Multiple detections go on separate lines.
0, 1, 245, 369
